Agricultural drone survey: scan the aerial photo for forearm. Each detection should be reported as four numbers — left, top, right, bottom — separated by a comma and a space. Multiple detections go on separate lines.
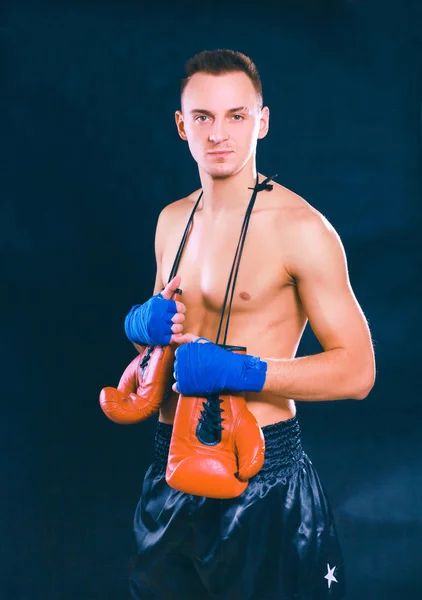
262, 348, 373, 401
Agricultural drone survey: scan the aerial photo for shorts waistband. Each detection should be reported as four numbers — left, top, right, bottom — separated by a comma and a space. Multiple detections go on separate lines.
151, 415, 304, 484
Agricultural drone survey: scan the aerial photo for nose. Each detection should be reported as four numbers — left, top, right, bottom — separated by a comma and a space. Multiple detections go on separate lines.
208, 119, 229, 144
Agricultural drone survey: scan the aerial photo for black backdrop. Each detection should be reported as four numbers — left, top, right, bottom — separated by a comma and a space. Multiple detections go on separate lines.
2, 1, 422, 598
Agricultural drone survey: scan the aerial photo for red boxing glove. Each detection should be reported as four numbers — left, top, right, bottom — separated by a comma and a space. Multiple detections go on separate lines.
99, 290, 181, 424
166, 346, 265, 499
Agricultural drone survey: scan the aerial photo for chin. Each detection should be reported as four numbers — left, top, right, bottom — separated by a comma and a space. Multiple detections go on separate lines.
204, 163, 242, 180
209, 171, 234, 180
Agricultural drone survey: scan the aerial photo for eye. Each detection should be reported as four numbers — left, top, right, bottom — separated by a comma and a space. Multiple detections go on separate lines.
231, 114, 244, 121
194, 115, 210, 123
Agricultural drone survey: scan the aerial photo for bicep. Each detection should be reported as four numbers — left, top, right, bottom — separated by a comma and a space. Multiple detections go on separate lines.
152, 208, 167, 295
152, 267, 164, 295
152, 198, 186, 295
133, 209, 166, 353
293, 217, 373, 359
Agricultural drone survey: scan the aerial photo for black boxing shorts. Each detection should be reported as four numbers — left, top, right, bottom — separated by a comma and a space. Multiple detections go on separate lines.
129, 416, 346, 600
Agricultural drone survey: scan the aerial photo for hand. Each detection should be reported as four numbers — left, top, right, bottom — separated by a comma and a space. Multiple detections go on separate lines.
172, 337, 267, 395
160, 274, 187, 344
171, 333, 203, 392
124, 274, 187, 346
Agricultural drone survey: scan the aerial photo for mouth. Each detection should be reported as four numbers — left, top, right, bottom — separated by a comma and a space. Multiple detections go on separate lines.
207, 150, 234, 157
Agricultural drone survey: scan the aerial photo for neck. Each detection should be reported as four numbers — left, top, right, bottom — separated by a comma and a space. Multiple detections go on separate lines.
198, 164, 259, 218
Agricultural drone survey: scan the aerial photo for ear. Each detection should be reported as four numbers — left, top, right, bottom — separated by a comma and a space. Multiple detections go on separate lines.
257, 106, 270, 140
175, 110, 188, 141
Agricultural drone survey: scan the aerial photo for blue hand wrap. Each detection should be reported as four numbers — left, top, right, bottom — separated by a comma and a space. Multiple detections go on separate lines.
124, 293, 177, 346
174, 339, 267, 396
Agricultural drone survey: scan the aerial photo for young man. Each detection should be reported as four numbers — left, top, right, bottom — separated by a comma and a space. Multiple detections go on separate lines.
126, 49, 375, 599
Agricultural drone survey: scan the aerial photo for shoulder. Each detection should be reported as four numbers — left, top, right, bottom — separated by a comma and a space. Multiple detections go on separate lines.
153, 189, 201, 258
270, 182, 339, 240
158, 189, 202, 222
268, 181, 346, 275
155, 188, 202, 237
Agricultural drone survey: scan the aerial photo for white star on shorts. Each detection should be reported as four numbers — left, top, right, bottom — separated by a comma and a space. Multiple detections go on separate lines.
324, 563, 338, 588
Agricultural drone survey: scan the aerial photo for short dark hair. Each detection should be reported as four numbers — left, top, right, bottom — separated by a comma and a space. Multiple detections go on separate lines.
181, 49, 263, 109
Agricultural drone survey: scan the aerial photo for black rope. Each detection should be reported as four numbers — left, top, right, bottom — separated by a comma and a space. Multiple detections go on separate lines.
166, 175, 277, 344
216, 174, 276, 346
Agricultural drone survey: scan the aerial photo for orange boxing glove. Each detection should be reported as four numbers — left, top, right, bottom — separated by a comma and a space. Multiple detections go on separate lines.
99, 344, 176, 424
99, 289, 181, 424
166, 346, 265, 498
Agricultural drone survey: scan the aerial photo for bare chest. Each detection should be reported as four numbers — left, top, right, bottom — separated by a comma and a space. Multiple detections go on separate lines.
161, 211, 291, 315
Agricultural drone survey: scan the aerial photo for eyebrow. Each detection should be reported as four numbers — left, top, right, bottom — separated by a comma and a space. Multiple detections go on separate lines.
190, 106, 249, 116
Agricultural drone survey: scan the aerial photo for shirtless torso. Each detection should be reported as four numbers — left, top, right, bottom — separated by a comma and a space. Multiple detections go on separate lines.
153, 178, 318, 427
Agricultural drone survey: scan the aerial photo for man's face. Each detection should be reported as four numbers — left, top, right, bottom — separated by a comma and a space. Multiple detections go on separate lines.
175, 71, 269, 178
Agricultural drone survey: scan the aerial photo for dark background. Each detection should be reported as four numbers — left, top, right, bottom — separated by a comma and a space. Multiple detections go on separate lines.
2, 0, 421, 598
